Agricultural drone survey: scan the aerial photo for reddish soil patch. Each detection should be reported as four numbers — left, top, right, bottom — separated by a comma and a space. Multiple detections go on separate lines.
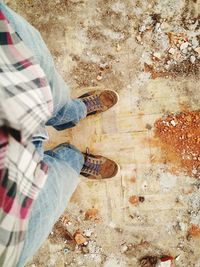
84, 208, 99, 221
154, 110, 200, 178
188, 224, 200, 238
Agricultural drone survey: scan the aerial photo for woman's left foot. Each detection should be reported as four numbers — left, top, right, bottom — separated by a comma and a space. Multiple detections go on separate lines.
79, 89, 119, 116
80, 148, 119, 179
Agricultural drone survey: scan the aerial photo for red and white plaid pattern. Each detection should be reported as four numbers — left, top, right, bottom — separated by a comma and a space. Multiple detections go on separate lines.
0, 10, 53, 267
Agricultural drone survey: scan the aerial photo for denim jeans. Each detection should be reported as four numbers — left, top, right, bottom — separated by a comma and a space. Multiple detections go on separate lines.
0, 3, 87, 266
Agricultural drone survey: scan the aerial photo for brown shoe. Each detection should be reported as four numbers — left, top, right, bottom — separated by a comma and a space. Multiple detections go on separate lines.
80, 148, 119, 179
79, 89, 119, 116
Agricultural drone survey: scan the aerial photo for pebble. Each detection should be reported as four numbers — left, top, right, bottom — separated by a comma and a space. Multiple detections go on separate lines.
99, 62, 109, 69
96, 75, 102, 81
179, 222, 187, 232
161, 22, 170, 30
139, 25, 146, 32
116, 44, 122, 51
153, 52, 161, 59
191, 37, 199, 48
190, 55, 196, 63
136, 35, 142, 42
120, 244, 128, 253
170, 120, 176, 126
168, 47, 175, 55
180, 42, 189, 50
182, 48, 188, 54
195, 47, 200, 54
192, 168, 197, 175
83, 229, 93, 238
81, 246, 89, 254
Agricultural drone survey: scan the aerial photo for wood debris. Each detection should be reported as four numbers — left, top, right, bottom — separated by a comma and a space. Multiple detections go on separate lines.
74, 229, 87, 245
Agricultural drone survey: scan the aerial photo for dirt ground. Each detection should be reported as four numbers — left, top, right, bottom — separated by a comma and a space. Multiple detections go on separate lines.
5, 0, 200, 266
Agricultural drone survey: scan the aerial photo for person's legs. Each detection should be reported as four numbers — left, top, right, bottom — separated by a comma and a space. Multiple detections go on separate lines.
46, 98, 87, 130
17, 143, 84, 267
46, 88, 119, 131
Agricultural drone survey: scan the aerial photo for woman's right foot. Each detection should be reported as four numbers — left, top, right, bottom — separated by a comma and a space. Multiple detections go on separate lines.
79, 89, 119, 116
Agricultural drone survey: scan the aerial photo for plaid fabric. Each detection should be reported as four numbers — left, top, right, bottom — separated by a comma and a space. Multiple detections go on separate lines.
0, 10, 53, 267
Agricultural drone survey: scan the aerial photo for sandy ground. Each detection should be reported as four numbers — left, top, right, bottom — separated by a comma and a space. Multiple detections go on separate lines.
5, 0, 200, 267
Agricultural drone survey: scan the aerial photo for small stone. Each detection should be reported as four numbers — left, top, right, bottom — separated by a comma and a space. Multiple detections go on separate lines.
83, 229, 93, 238
180, 42, 189, 50
136, 35, 142, 42
190, 55, 196, 63
139, 25, 146, 32
120, 244, 128, 253
161, 22, 170, 30
168, 47, 175, 55
99, 62, 109, 69
81, 246, 89, 254
182, 48, 188, 54
96, 75, 102, 81
192, 37, 199, 48
195, 47, 200, 54
129, 195, 139, 205
153, 52, 161, 59
192, 168, 197, 175
109, 221, 116, 228
170, 120, 176, 126
179, 222, 187, 232
116, 44, 122, 51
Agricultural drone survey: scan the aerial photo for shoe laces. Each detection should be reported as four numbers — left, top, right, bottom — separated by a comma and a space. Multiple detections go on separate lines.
82, 148, 101, 176
82, 94, 102, 113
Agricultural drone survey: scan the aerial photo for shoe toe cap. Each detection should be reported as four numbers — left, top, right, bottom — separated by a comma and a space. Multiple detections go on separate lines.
100, 159, 119, 178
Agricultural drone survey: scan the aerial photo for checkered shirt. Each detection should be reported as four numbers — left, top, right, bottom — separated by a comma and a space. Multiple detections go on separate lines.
0, 10, 53, 267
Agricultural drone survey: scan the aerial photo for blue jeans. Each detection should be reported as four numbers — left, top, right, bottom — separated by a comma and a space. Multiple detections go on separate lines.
0, 3, 87, 267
